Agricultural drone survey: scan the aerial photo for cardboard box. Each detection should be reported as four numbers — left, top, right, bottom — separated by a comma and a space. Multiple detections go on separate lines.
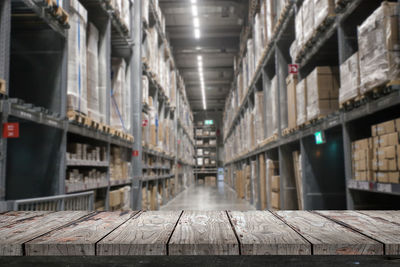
372, 119, 400, 136
109, 190, 121, 207
354, 170, 373, 181
398, 146, 400, 171
352, 138, 372, 150
296, 78, 307, 126
353, 148, 373, 161
373, 158, 398, 171
375, 146, 397, 160
286, 74, 298, 129
306, 66, 340, 121
354, 158, 372, 171
374, 132, 400, 147
375, 172, 400, 183
271, 192, 280, 209
271, 175, 280, 192
196, 140, 203, 145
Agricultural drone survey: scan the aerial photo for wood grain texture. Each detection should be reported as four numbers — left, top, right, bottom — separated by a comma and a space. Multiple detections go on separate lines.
317, 211, 400, 255
274, 211, 382, 255
168, 211, 239, 255
0, 211, 89, 256
228, 211, 310, 255
97, 211, 181, 255
25, 211, 136, 256
357, 211, 400, 225
0, 211, 51, 228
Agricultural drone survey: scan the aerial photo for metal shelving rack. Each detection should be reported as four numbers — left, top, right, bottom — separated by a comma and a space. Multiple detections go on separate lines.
194, 124, 218, 182
223, 0, 400, 210
0, 0, 195, 212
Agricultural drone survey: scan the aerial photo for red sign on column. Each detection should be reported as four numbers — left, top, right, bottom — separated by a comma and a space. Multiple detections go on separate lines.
142, 119, 148, 127
132, 150, 139, 157
3, 123, 19, 138
289, 64, 299, 74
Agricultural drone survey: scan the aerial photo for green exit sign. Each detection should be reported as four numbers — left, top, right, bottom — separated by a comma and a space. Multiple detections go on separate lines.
205, 120, 213, 125
315, 131, 326, 145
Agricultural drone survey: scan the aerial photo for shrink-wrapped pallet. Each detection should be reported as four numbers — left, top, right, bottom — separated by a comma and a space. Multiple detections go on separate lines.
142, 75, 149, 104
67, 0, 88, 114
296, 78, 307, 126
120, 0, 130, 32
142, 0, 149, 25
339, 52, 360, 105
111, 58, 126, 131
242, 56, 248, 99
306, 66, 339, 121
142, 112, 149, 145
302, 0, 315, 44
358, 2, 400, 93
266, 0, 276, 40
255, 91, 265, 144
124, 63, 131, 132
247, 39, 255, 84
266, 76, 278, 138
260, 0, 268, 47
314, 0, 335, 29
254, 14, 262, 66
86, 23, 100, 122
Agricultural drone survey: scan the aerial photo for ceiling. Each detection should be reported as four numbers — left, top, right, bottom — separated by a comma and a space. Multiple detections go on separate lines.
159, 0, 248, 112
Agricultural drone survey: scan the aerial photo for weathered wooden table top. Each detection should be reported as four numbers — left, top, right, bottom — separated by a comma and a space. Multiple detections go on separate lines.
0, 210, 399, 256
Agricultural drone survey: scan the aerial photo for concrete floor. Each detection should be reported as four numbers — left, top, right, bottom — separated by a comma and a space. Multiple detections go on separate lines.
161, 182, 255, 211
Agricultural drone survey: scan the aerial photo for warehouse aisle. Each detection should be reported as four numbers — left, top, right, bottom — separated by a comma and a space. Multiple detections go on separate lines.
161, 182, 255, 211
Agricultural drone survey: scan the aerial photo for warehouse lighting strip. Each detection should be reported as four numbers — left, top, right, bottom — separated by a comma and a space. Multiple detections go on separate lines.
191, 0, 200, 38
198, 55, 207, 110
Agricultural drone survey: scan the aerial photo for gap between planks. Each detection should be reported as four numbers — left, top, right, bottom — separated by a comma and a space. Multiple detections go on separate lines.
166, 210, 184, 256
225, 210, 242, 255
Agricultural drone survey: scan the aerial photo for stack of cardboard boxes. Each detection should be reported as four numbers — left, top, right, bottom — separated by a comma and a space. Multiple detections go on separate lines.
109, 186, 131, 211
372, 119, 400, 183
352, 118, 400, 184
271, 175, 280, 210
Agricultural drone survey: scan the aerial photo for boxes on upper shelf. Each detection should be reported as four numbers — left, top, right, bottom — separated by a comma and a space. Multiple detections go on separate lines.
358, 2, 400, 94
339, 52, 360, 105
286, 74, 298, 130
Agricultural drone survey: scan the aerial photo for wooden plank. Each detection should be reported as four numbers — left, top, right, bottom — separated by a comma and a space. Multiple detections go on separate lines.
97, 211, 182, 255
228, 211, 311, 255
168, 211, 239, 255
357, 211, 400, 225
0, 211, 90, 256
317, 211, 400, 255
274, 211, 382, 255
25, 211, 136, 256
0, 211, 51, 228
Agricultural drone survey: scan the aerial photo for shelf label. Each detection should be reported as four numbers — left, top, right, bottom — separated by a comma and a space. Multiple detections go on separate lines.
289, 64, 299, 74
132, 150, 139, 157
142, 119, 148, 127
377, 183, 392, 193
358, 181, 369, 190
2, 123, 19, 138
348, 179, 357, 188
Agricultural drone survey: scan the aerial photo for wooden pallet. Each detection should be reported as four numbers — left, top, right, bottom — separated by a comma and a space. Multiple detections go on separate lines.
282, 127, 298, 136
67, 110, 88, 125
339, 95, 366, 110
259, 134, 278, 147
305, 115, 326, 126
363, 80, 400, 100
0, 79, 6, 95
335, 0, 351, 12
45, 0, 69, 25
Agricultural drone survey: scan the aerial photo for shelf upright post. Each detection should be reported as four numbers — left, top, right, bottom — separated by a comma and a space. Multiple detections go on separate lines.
0, 0, 10, 207
57, 0, 70, 196
131, 0, 143, 210
278, 145, 297, 210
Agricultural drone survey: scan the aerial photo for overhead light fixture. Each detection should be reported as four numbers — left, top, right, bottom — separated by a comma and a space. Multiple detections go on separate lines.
191, 0, 197, 3
194, 28, 200, 39
192, 5, 198, 16
193, 17, 200, 28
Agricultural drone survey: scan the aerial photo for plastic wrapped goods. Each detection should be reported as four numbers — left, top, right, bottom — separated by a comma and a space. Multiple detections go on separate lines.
142, 75, 149, 104
124, 63, 131, 132
67, 0, 88, 114
302, 0, 315, 44
314, 0, 335, 29
120, 0, 131, 32
306, 66, 339, 121
86, 23, 100, 122
142, 0, 149, 25
296, 78, 307, 126
254, 13, 263, 65
255, 91, 265, 144
247, 39, 255, 83
266, 0, 276, 41
339, 52, 360, 105
111, 58, 126, 131
266, 76, 278, 138
358, 2, 400, 93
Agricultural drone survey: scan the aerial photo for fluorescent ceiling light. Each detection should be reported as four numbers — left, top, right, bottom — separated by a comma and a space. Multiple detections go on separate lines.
191, 0, 197, 3
197, 55, 202, 62
192, 5, 198, 16
194, 28, 200, 39
193, 17, 200, 28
